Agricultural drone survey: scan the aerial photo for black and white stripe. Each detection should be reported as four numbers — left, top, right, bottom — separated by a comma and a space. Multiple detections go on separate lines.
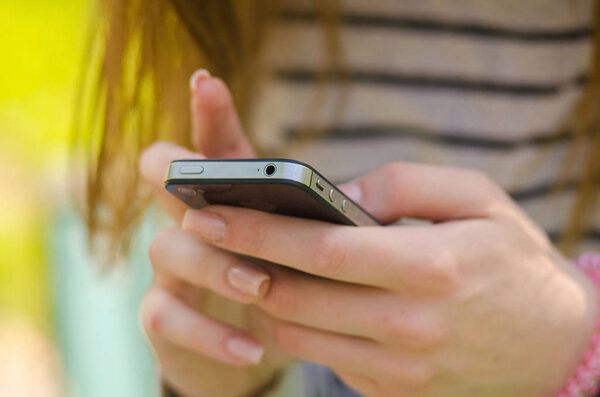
279, 9, 593, 42
250, 0, 598, 257
274, 68, 588, 96
285, 125, 574, 150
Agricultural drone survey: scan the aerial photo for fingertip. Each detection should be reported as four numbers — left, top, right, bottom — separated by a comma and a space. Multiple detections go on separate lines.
338, 181, 363, 204
181, 208, 227, 242
189, 70, 234, 119
139, 285, 170, 334
226, 262, 272, 298
226, 336, 265, 365
257, 276, 271, 297
189, 68, 211, 91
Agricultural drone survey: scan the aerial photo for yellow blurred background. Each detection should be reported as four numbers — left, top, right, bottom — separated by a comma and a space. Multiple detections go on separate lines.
0, 0, 89, 329
1, 0, 90, 394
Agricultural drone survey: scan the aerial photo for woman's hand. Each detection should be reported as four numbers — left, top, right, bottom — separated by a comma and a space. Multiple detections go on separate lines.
178, 162, 600, 397
140, 71, 291, 397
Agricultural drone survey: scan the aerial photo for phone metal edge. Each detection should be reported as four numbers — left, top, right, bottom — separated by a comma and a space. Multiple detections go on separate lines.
167, 160, 312, 185
166, 160, 379, 226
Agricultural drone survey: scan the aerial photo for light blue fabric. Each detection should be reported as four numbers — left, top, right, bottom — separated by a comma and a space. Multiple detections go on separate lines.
48, 208, 363, 397
49, 208, 159, 397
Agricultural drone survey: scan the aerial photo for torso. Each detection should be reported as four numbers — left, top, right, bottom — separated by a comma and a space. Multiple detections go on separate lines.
249, 1, 598, 395
250, 0, 598, 251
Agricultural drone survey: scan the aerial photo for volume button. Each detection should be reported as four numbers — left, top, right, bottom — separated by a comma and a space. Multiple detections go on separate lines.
341, 199, 348, 213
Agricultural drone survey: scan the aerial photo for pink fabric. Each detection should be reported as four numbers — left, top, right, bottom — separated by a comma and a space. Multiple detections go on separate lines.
557, 253, 600, 397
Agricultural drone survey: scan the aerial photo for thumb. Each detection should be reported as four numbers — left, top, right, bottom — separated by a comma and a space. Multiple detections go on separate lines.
189, 69, 256, 158
338, 162, 505, 224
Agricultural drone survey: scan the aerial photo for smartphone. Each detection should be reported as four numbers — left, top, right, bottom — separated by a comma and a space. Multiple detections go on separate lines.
165, 159, 379, 226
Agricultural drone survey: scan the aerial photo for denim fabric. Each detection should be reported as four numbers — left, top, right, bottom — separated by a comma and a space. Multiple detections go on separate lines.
302, 362, 365, 397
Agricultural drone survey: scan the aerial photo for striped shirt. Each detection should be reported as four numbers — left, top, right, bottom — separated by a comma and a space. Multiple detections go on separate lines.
247, 0, 599, 395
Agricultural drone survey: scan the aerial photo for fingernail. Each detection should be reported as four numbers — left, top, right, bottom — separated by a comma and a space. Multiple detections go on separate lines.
182, 210, 226, 241
226, 337, 265, 364
190, 69, 211, 91
338, 182, 362, 203
228, 263, 270, 297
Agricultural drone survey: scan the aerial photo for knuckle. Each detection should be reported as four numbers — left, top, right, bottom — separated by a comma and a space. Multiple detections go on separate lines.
380, 315, 410, 342
262, 279, 300, 319
149, 227, 177, 270
384, 359, 437, 390
398, 365, 437, 389
414, 253, 461, 294
408, 366, 437, 389
467, 168, 488, 182
380, 314, 446, 350
384, 162, 408, 188
311, 230, 349, 274
139, 287, 168, 334
468, 169, 500, 197
385, 161, 407, 176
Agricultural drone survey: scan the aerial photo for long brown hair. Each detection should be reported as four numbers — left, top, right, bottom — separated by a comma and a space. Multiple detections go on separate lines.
74, 0, 600, 266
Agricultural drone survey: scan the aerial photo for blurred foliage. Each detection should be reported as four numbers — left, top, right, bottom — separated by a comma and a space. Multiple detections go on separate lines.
0, 0, 90, 329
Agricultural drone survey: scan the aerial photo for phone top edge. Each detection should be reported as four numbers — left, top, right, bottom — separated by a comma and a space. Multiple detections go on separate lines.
166, 159, 313, 187
166, 159, 380, 226
171, 158, 312, 166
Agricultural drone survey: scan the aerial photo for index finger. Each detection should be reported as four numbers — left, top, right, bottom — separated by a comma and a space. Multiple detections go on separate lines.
190, 70, 256, 158
139, 141, 204, 223
181, 205, 461, 291
339, 162, 513, 225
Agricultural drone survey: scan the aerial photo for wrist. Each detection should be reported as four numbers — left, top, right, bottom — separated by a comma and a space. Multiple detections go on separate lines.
161, 369, 284, 397
555, 253, 600, 397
